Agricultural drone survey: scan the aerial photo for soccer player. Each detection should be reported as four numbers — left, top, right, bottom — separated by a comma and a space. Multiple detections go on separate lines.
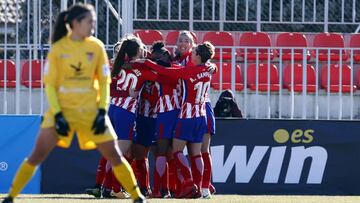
1, 3, 145, 203
173, 31, 217, 198
149, 41, 180, 198
108, 34, 158, 158
144, 41, 215, 198
132, 80, 158, 197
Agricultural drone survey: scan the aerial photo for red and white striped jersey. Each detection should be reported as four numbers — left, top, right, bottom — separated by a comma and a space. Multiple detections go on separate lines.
174, 50, 194, 67
110, 62, 157, 113
145, 60, 211, 118
172, 50, 193, 107
138, 81, 158, 118
150, 64, 184, 113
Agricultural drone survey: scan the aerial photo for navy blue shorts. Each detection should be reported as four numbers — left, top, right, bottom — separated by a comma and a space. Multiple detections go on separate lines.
134, 116, 156, 147
108, 104, 136, 140
156, 109, 180, 139
205, 102, 216, 135
174, 116, 207, 143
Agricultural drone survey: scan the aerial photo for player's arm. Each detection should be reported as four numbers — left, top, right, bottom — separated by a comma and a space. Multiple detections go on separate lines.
44, 49, 61, 115
141, 69, 159, 82
96, 43, 111, 110
92, 42, 111, 135
144, 59, 191, 79
206, 62, 218, 74
44, 49, 70, 136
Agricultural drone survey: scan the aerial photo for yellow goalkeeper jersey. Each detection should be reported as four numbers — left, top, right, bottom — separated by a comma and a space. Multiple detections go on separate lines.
44, 35, 111, 112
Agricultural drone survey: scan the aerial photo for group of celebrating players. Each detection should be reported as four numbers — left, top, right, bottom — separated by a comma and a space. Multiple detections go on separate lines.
1, 3, 217, 203
86, 30, 218, 199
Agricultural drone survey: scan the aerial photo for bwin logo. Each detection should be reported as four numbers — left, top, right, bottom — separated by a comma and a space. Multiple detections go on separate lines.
211, 129, 328, 184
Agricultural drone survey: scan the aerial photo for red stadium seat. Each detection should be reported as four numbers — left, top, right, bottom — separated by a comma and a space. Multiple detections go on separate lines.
321, 64, 356, 93
239, 32, 274, 61
165, 30, 197, 46
276, 32, 310, 61
134, 29, 164, 45
311, 33, 348, 61
247, 63, 280, 91
349, 33, 360, 62
283, 64, 316, 92
0, 60, 16, 88
202, 31, 234, 60
211, 62, 244, 91
21, 60, 44, 88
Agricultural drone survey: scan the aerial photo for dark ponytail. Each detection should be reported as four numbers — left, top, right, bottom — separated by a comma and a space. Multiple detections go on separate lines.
112, 41, 128, 77
111, 35, 142, 77
51, 10, 68, 44
51, 3, 94, 44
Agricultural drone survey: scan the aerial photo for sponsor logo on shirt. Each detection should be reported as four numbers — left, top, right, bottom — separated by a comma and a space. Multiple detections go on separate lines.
70, 62, 83, 76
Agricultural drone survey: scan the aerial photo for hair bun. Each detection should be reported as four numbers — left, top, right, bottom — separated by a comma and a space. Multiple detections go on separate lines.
152, 41, 165, 51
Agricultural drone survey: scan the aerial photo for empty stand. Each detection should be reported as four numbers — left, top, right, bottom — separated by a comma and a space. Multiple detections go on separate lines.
349, 33, 360, 62
276, 32, 310, 61
321, 64, 355, 93
21, 60, 44, 88
283, 64, 316, 92
202, 31, 234, 60
311, 33, 348, 61
211, 62, 244, 91
247, 63, 280, 91
134, 29, 163, 45
0, 60, 16, 88
239, 32, 274, 61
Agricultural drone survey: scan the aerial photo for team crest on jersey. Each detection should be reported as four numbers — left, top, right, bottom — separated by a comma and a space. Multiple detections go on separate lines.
86, 52, 94, 61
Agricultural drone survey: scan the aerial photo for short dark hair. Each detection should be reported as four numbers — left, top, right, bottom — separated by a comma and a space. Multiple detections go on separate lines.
195, 41, 215, 63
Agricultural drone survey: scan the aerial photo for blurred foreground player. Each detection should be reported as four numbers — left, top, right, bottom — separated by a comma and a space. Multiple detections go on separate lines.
2, 3, 145, 203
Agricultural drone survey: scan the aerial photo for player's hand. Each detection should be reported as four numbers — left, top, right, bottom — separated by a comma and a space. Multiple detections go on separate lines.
92, 108, 107, 135
132, 58, 146, 63
54, 112, 70, 136
206, 62, 217, 74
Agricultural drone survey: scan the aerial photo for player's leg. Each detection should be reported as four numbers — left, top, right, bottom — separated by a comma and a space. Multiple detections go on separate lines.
96, 140, 145, 202
85, 156, 107, 198
4, 127, 58, 202
154, 110, 179, 198
201, 133, 214, 197
154, 138, 171, 198
173, 138, 197, 198
133, 143, 151, 197
203, 101, 216, 195
188, 142, 204, 198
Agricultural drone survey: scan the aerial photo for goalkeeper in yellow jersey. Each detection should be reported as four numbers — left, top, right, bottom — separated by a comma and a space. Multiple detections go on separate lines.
2, 3, 145, 203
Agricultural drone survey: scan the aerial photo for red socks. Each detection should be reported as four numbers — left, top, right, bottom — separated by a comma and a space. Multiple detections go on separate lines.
173, 151, 193, 186
155, 155, 169, 191
201, 152, 212, 189
95, 157, 107, 185
134, 159, 150, 189
190, 155, 204, 189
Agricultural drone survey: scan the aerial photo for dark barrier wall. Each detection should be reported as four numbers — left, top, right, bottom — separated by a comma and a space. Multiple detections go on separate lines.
4, 116, 360, 195
0, 116, 41, 193
211, 119, 360, 195
41, 139, 101, 193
